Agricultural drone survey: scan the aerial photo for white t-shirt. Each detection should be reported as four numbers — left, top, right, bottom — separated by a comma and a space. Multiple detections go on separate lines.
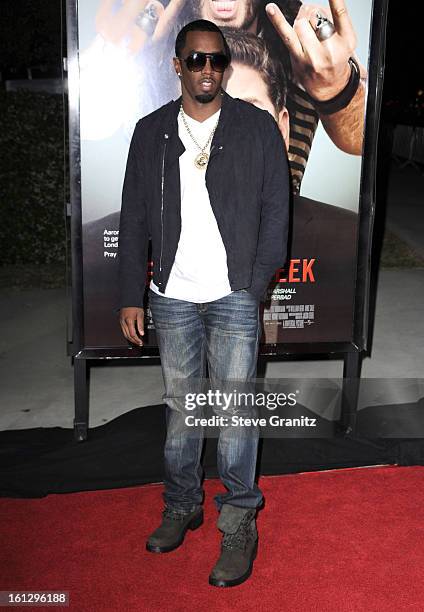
150, 107, 232, 303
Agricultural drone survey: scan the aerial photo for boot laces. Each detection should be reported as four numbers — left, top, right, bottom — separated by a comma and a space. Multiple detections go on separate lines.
222, 512, 255, 551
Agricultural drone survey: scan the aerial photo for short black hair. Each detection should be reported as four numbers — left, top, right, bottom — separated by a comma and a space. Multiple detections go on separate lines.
175, 19, 231, 60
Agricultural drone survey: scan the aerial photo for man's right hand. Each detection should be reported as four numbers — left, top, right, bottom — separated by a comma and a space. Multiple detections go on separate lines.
119, 307, 145, 346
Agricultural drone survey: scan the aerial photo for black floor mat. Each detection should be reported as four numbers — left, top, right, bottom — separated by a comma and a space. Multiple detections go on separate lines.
1, 403, 423, 498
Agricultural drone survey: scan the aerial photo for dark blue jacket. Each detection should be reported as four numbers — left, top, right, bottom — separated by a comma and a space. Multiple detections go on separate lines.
118, 89, 290, 306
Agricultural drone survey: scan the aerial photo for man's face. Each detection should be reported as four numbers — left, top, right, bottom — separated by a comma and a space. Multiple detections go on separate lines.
174, 31, 228, 104
195, 0, 262, 31
223, 62, 290, 147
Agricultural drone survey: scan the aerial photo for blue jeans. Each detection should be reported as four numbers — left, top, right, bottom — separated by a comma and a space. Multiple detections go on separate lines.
148, 289, 263, 512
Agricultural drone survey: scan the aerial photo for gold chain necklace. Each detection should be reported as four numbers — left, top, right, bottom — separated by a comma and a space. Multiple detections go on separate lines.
179, 105, 220, 170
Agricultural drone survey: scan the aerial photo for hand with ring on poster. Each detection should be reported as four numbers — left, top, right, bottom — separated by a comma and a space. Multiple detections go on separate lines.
96, 0, 189, 54
265, 0, 362, 103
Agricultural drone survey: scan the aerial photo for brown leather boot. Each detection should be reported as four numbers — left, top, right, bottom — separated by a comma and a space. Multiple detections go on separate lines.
146, 506, 203, 553
209, 504, 258, 587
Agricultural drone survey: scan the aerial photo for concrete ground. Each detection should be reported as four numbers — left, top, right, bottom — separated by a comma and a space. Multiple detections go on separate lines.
0, 164, 423, 431
386, 164, 424, 259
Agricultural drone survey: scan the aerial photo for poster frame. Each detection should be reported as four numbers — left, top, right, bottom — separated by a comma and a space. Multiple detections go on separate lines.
65, 0, 389, 440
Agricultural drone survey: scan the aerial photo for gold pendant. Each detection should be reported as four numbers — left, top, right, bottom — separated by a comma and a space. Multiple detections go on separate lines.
194, 152, 209, 170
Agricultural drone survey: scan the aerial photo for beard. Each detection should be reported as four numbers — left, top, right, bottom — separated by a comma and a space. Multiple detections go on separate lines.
195, 92, 217, 103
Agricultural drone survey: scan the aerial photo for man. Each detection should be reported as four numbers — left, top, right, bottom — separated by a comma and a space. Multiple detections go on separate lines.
221, 27, 290, 146
117, 20, 290, 587
222, 28, 358, 344
191, 0, 367, 191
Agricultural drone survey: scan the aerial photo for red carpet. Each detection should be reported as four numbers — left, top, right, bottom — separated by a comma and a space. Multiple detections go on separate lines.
1, 466, 424, 611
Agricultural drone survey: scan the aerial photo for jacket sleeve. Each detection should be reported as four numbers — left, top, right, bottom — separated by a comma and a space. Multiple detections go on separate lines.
249, 113, 290, 301
117, 120, 149, 309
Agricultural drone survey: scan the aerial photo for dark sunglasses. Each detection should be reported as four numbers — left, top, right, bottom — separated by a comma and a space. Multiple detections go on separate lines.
181, 52, 229, 73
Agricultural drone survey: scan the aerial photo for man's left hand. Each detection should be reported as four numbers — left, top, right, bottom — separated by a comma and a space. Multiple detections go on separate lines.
265, 0, 358, 101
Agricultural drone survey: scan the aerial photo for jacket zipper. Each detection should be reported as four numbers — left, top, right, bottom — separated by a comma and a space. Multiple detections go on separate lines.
159, 133, 168, 276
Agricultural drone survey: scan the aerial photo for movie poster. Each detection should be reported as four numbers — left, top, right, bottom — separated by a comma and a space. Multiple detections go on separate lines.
76, 0, 373, 349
